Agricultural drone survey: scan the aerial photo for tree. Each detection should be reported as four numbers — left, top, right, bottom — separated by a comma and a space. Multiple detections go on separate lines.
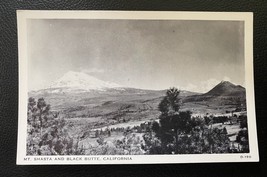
27, 97, 83, 155
36, 98, 51, 136
158, 87, 181, 115
236, 115, 249, 152
236, 129, 249, 153
151, 121, 160, 133
240, 116, 248, 129
155, 88, 195, 153
28, 97, 37, 128
144, 88, 232, 154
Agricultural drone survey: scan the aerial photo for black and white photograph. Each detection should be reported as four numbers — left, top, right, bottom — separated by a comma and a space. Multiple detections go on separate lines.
17, 11, 258, 164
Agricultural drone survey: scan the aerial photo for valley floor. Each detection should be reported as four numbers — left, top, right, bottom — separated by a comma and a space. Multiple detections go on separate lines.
68, 112, 245, 155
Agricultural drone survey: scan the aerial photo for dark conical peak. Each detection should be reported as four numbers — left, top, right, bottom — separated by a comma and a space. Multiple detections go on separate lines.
205, 80, 245, 96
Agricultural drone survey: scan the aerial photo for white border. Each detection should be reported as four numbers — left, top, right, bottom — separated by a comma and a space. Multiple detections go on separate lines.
17, 10, 258, 165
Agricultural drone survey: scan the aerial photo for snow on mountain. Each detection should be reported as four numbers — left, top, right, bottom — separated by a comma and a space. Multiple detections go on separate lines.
45, 71, 123, 92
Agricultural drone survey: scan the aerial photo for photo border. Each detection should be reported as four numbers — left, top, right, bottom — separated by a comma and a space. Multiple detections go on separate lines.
17, 10, 258, 165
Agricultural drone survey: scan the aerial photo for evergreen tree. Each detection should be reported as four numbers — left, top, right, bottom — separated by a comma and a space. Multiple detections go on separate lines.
36, 98, 51, 136
156, 88, 194, 153
158, 87, 181, 115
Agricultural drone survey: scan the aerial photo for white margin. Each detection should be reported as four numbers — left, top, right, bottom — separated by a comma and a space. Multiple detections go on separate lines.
16, 10, 258, 165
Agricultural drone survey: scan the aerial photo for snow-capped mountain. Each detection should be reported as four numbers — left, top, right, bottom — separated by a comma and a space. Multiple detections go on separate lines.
42, 71, 122, 93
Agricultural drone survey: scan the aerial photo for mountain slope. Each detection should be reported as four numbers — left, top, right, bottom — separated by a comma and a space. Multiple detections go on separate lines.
28, 79, 246, 123
203, 81, 245, 97
183, 81, 246, 104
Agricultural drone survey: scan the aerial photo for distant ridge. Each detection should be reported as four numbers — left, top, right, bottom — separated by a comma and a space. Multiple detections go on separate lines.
30, 71, 245, 105
30, 71, 201, 96
28, 79, 246, 117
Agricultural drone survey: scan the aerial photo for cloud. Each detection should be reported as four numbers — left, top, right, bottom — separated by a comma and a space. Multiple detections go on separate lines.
183, 76, 238, 93
223, 76, 231, 82
183, 83, 198, 93
81, 68, 105, 74
223, 76, 241, 86
183, 78, 222, 93
199, 79, 221, 93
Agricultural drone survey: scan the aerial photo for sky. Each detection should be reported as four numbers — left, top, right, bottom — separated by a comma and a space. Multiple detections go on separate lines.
27, 19, 245, 93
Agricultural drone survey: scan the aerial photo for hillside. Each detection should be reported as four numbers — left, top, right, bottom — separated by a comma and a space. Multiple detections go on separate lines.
183, 81, 246, 104
29, 86, 198, 120
203, 81, 245, 97
29, 73, 246, 127
29, 71, 198, 113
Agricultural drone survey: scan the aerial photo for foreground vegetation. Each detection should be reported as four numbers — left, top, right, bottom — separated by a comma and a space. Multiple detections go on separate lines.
27, 88, 249, 155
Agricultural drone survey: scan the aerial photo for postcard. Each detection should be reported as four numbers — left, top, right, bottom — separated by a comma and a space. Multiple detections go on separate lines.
17, 10, 258, 164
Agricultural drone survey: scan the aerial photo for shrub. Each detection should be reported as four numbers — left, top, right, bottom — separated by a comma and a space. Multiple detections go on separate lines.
84, 133, 145, 155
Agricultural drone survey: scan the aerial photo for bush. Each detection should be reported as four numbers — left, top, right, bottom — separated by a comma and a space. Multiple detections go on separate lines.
84, 133, 145, 155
